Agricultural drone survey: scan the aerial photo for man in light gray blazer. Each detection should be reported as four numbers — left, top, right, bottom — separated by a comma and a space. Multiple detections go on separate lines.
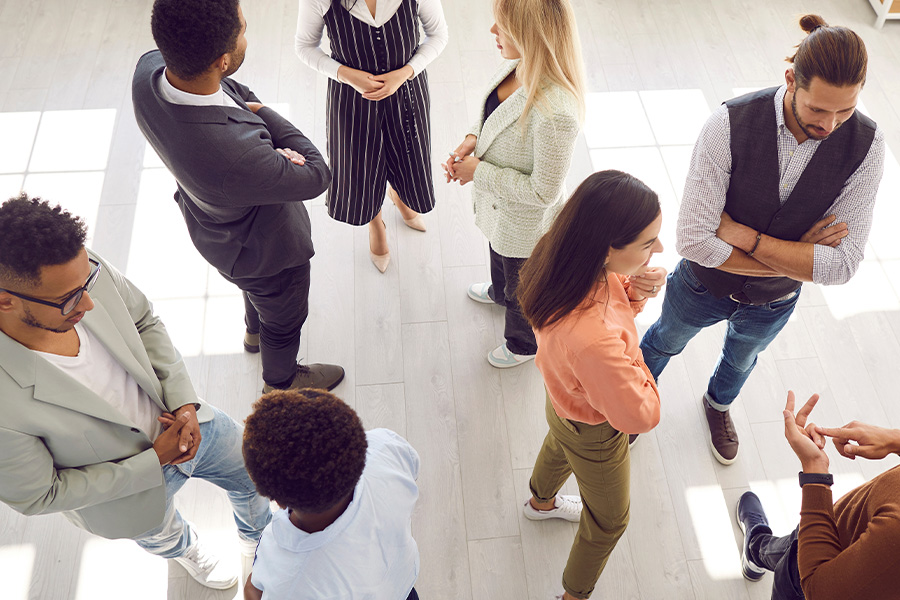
132, 0, 343, 393
0, 195, 270, 589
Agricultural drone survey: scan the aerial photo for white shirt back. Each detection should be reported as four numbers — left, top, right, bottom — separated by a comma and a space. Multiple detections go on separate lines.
251, 428, 420, 599
36, 323, 163, 439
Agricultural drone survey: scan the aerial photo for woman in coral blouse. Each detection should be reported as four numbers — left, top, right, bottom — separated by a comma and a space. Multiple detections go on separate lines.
516, 170, 667, 600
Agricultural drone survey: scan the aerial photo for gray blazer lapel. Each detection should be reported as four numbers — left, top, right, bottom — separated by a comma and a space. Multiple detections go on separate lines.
0, 331, 137, 428
475, 60, 526, 156
81, 302, 166, 410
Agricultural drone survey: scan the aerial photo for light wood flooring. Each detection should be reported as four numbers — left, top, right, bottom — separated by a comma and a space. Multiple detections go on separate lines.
2, 0, 900, 598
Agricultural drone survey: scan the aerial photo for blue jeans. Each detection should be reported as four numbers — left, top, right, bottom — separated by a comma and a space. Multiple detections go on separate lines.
133, 407, 272, 558
640, 260, 800, 409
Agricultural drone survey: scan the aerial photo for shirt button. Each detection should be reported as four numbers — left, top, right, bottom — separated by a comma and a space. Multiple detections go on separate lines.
783, 185, 788, 189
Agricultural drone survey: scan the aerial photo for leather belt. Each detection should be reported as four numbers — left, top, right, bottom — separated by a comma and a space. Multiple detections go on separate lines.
728, 291, 797, 305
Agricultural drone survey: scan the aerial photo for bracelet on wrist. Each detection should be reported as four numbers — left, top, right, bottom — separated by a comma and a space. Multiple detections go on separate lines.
746, 232, 762, 257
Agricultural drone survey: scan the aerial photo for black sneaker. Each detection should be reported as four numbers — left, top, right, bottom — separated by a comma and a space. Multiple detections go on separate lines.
736, 491, 771, 581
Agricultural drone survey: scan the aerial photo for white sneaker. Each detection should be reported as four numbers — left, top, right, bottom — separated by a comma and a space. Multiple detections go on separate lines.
488, 343, 535, 368
174, 539, 238, 590
522, 495, 583, 523
467, 282, 494, 304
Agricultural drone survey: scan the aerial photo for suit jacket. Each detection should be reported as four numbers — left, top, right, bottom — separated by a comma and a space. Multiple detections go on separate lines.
0, 250, 213, 539
131, 50, 332, 280
467, 59, 581, 259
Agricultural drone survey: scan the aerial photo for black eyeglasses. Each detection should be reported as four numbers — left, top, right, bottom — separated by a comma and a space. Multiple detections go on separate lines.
0, 258, 102, 316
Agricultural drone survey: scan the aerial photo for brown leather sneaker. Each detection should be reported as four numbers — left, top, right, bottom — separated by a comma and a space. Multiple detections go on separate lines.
702, 396, 739, 465
262, 363, 345, 394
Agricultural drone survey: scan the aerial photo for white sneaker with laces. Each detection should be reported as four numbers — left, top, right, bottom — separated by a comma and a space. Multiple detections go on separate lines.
467, 282, 494, 304
488, 343, 535, 368
174, 539, 239, 590
522, 495, 583, 523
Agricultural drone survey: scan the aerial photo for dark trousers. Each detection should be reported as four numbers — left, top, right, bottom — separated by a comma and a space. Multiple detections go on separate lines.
488, 245, 537, 355
222, 263, 311, 387
749, 526, 804, 600
406, 588, 419, 600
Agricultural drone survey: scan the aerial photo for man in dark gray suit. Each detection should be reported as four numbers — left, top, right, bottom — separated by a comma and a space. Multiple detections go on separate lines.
132, 0, 343, 392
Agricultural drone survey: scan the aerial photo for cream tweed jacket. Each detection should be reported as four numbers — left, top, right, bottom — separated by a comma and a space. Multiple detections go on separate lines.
468, 59, 581, 258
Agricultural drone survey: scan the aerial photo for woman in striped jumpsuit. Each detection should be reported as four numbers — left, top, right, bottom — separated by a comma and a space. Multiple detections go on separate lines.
296, 0, 449, 272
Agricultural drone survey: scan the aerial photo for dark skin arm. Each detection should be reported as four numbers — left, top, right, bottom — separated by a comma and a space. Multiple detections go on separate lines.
244, 575, 263, 600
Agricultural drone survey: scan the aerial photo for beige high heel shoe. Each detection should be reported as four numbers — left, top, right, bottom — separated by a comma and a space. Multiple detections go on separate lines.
369, 216, 390, 273
388, 186, 426, 232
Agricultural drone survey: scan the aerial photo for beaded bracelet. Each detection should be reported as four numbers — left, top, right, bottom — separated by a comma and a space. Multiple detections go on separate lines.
746, 232, 762, 257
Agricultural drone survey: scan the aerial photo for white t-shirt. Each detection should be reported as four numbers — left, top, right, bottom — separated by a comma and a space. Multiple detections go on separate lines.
36, 323, 164, 440
156, 68, 243, 109
251, 428, 420, 600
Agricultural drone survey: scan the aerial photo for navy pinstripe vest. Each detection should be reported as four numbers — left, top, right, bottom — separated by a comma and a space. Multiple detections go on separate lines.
689, 87, 876, 304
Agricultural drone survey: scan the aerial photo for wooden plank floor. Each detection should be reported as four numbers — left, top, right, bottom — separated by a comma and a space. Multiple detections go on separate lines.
1, 0, 900, 598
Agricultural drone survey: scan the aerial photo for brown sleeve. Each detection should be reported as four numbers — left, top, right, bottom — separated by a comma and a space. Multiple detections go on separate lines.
799, 484, 900, 599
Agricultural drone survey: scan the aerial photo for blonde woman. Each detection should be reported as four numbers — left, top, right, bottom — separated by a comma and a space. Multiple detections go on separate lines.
443, 0, 585, 367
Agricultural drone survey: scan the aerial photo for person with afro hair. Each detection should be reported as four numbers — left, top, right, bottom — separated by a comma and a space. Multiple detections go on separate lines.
242, 389, 421, 600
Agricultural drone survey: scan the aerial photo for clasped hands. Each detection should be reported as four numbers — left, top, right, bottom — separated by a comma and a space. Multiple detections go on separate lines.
442, 135, 479, 185
153, 404, 201, 466
782, 390, 900, 474
338, 65, 414, 101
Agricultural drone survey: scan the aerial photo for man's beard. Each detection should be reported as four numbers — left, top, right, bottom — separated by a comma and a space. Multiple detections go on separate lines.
791, 94, 842, 141
21, 304, 71, 334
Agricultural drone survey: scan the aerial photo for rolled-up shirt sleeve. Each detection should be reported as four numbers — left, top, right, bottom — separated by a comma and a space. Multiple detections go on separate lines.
676, 105, 735, 268
811, 128, 885, 285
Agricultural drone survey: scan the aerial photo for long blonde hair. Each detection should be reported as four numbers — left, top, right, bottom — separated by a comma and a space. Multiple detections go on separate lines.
494, 0, 586, 126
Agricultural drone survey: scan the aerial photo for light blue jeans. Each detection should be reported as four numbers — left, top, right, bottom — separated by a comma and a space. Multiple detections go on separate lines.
640, 260, 800, 410
133, 406, 271, 558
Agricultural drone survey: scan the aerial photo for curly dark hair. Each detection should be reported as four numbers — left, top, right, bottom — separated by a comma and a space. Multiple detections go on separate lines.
243, 389, 368, 513
0, 193, 87, 288
151, 0, 242, 80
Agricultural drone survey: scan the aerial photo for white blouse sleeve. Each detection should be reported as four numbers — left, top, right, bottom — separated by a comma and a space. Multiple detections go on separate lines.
294, 0, 343, 81
407, 0, 449, 76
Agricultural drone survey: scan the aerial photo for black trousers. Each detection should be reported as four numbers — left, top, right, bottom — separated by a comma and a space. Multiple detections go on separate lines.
488, 245, 537, 356
749, 526, 804, 600
222, 263, 311, 387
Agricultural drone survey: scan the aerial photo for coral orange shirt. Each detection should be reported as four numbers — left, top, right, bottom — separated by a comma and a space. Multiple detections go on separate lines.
533, 274, 661, 433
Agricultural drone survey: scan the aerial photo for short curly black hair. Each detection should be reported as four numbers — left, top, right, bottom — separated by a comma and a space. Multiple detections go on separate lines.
0, 193, 87, 288
243, 389, 368, 513
151, 0, 242, 80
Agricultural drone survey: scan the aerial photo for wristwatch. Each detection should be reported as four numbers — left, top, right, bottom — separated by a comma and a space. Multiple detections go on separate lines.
798, 471, 834, 487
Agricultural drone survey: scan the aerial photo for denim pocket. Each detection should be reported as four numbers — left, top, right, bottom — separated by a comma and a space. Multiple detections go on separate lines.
766, 289, 800, 311
677, 261, 709, 296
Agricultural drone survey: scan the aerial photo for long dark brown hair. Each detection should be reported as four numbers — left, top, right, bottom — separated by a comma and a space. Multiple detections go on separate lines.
787, 14, 867, 89
518, 170, 660, 330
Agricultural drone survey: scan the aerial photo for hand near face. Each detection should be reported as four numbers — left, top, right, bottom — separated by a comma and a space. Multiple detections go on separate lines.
628, 266, 667, 301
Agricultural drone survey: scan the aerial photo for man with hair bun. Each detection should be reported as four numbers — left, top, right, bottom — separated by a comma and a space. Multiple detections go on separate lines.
640, 15, 885, 465
0, 194, 271, 589
241, 389, 420, 600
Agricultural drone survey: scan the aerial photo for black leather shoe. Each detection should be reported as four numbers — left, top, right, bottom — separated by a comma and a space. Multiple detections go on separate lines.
628, 434, 639, 447
262, 363, 345, 394
736, 491, 771, 581
703, 396, 739, 464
